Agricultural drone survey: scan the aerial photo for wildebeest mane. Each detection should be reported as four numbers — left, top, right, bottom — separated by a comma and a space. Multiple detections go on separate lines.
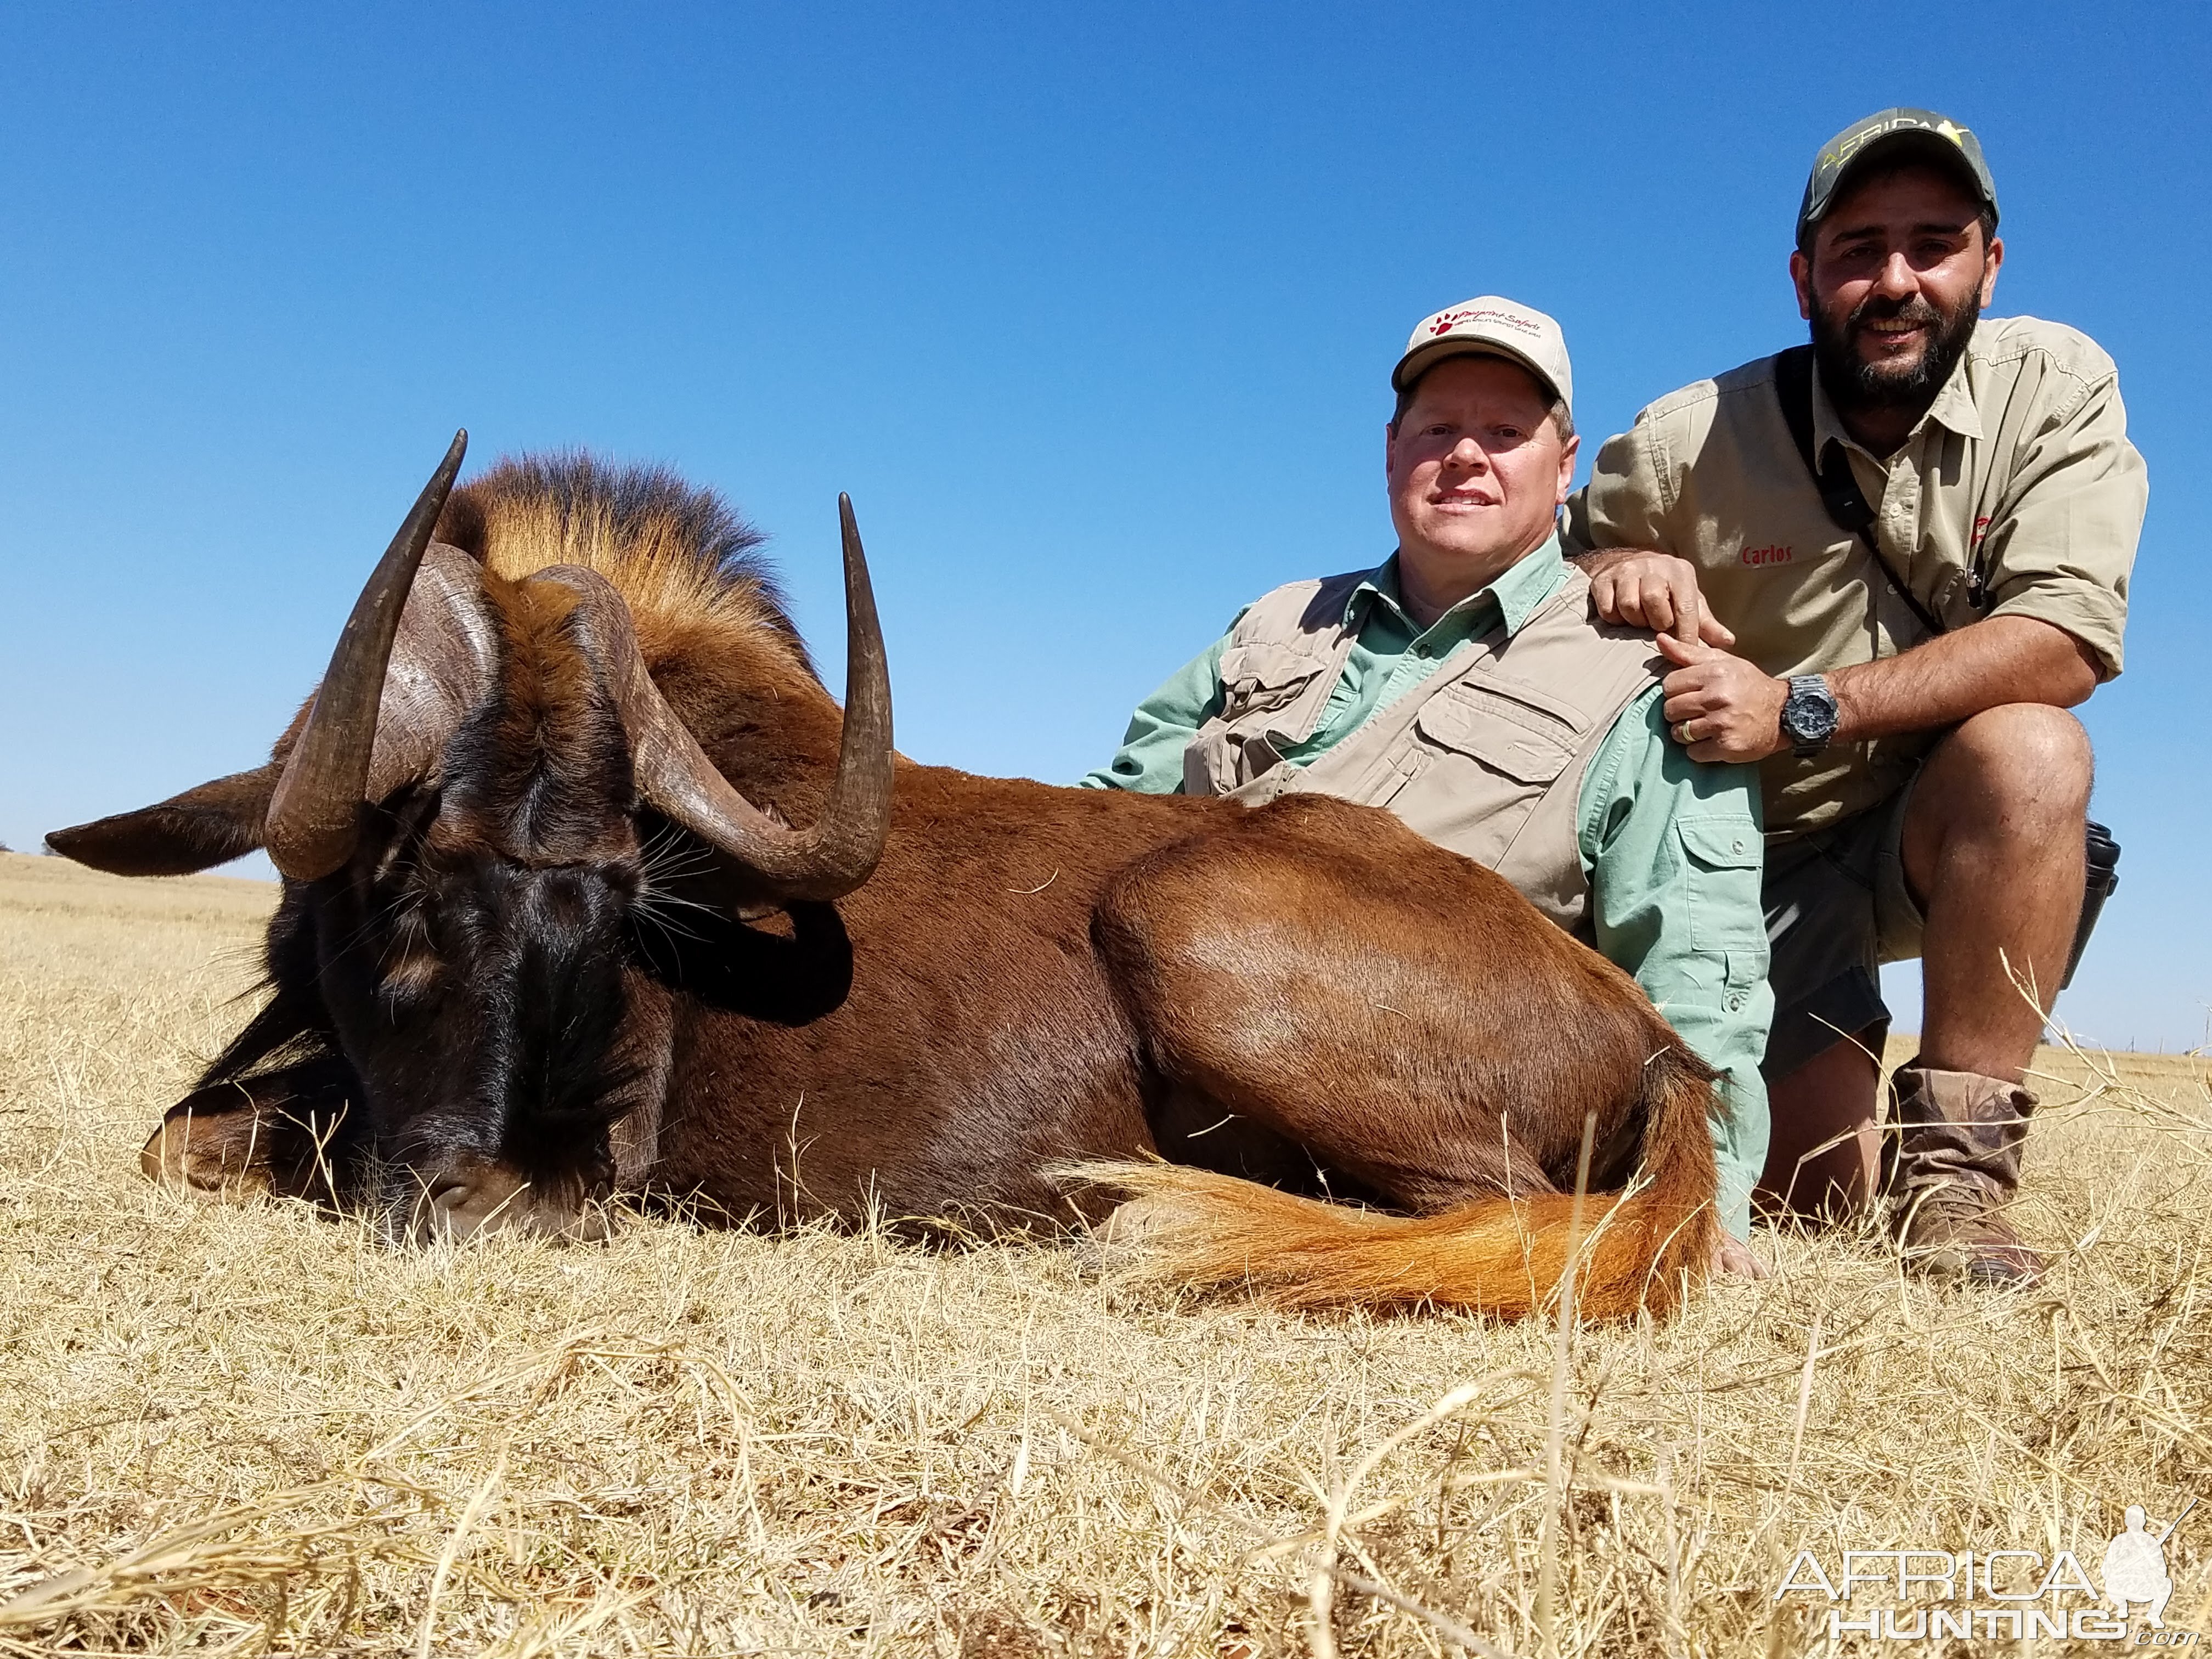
434, 451, 817, 682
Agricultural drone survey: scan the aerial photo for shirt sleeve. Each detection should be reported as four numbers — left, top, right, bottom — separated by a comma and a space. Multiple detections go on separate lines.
1079, 634, 1231, 793
1577, 685, 1772, 1240
1562, 417, 1681, 557
1977, 368, 2146, 679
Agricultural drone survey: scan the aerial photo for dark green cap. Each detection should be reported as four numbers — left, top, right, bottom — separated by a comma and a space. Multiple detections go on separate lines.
1797, 108, 1997, 243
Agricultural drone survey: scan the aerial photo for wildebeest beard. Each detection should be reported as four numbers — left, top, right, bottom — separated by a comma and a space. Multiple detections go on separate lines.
1810, 280, 1983, 417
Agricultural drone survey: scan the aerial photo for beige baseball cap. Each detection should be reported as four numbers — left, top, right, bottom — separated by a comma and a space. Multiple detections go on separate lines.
1392, 295, 1572, 412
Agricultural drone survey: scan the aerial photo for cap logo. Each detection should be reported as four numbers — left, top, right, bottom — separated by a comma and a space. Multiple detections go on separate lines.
1425, 306, 1541, 338
1825, 112, 1976, 168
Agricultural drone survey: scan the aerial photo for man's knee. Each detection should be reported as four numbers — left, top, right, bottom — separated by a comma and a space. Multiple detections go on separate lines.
1924, 704, 2094, 827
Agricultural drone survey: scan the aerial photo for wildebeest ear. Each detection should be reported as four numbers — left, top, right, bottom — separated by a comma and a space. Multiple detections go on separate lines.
46, 763, 281, 876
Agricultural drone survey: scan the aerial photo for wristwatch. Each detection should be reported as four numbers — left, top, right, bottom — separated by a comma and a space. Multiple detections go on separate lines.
1779, 675, 1840, 758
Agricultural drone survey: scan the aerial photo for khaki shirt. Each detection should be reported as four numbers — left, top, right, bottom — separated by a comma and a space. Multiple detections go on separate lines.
1564, 315, 2146, 836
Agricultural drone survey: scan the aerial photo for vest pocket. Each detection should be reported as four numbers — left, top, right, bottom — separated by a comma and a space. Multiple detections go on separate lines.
1412, 683, 1578, 784
1190, 641, 1337, 794
1391, 684, 1581, 879
1217, 641, 1330, 725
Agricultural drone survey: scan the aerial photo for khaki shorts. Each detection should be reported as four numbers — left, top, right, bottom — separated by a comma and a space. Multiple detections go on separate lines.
1760, 780, 1926, 1081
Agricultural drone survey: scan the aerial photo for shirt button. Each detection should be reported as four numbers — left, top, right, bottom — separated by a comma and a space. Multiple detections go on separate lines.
1725, 992, 1745, 1011
1731, 838, 1746, 854
1886, 582, 1899, 595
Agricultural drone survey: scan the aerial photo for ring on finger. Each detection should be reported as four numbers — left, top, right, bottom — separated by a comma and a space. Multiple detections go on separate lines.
1673, 721, 1696, 744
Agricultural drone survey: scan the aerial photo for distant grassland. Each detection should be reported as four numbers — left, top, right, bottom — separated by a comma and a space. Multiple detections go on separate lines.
2, 849, 2207, 1656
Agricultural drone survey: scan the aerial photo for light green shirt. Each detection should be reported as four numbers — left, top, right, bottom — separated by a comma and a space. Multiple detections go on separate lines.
1082, 540, 1772, 1239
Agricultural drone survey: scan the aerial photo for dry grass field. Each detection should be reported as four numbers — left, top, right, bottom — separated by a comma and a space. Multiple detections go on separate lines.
2, 849, 2208, 1657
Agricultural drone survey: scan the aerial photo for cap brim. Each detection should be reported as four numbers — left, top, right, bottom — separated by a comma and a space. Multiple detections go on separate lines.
1392, 339, 1561, 403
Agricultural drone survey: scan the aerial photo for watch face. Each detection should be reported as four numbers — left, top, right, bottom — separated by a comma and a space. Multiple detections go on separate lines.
1785, 682, 1839, 743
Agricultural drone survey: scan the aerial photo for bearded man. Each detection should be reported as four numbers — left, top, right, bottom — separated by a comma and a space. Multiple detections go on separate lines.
1565, 109, 2146, 1285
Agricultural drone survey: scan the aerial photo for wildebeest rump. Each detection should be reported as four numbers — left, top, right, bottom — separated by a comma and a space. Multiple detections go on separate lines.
49, 438, 1724, 1318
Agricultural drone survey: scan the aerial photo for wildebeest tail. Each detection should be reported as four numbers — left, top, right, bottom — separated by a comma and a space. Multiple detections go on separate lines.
1073, 1045, 1721, 1321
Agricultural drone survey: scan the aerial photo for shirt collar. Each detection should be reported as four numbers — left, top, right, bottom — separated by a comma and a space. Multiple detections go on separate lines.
1810, 325, 1987, 459
1350, 532, 1571, 640
1925, 337, 1985, 438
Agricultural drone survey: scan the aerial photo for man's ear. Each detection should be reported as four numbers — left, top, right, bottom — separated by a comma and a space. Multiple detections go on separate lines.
1555, 433, 1581, 506
47, 763, 281, 876
1384, 419, 1398, 488
1979, 235, 2005, 307
1790, 249, 1815, 321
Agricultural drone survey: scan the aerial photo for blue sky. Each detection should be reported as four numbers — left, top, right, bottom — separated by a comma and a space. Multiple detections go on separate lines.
3, 2, 2205, 1049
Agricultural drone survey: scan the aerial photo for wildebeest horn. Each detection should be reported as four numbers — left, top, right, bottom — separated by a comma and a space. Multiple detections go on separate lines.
541, 493, 895, 904
264, 432, 471, 881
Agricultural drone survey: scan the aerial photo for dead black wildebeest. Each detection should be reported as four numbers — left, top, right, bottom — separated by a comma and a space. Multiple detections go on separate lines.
49, 436, 1722, 1318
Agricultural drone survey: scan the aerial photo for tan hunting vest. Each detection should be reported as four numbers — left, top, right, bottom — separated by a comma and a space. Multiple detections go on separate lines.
1182, 564, 1663, 934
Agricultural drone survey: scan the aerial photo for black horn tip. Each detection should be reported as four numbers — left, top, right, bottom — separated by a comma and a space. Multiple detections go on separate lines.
838, 493, 865, 562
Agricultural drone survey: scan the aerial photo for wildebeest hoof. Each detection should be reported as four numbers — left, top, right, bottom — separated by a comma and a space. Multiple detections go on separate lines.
1076, 1193, 1209, 1278
1098, 1193, 1195, 1245
140, 1084, 338, 1204
142, 1115, 271, 1198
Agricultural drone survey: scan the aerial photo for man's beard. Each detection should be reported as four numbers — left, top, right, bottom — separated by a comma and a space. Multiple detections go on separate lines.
1810, 283, 1983, 415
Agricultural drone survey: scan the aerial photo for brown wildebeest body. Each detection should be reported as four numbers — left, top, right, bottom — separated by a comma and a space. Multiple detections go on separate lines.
50, 445, 1720, 1319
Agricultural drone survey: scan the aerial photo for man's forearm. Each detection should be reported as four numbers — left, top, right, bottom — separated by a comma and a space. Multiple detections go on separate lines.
1661, 612, 2104, 765
1826, 616, 2101, 744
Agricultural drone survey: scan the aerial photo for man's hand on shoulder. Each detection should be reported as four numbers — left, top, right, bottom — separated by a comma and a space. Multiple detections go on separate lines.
1656, 635, 1787, 764
1577, 546, 1736, 648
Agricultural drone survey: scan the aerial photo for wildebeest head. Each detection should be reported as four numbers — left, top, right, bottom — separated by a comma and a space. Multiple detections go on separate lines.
49, 435, 894, 1242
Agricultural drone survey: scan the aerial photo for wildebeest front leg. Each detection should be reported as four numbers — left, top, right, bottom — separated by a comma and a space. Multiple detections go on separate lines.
141, 1067, 353, 1206
1094, 796, 1655, 1213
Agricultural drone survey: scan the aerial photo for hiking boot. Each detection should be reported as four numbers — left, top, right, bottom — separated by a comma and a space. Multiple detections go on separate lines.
1882, 1062, 2044, 1288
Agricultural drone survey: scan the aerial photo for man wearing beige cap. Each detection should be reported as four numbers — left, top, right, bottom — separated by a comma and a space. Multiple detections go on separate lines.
1085, 296, 1774, 1262
1565, 109, 2146, 1285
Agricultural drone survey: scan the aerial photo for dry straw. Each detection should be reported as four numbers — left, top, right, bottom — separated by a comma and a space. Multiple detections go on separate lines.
3, 851, 2207, 1655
